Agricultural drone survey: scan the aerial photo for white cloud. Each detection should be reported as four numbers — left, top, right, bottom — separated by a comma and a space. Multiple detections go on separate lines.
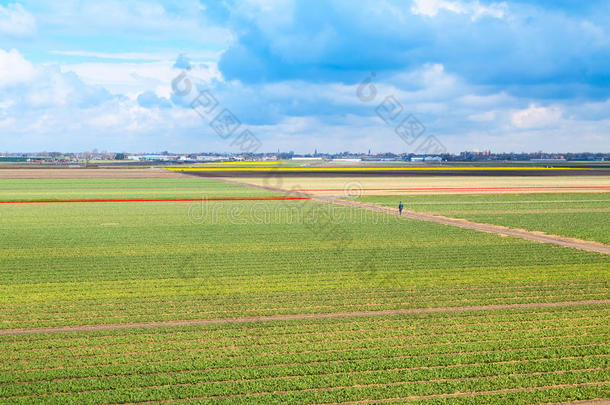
468, 111, 496, 122
60, 61, 222, 97
87, 111, 125, 129
511, 105, 562, 129
0, 50, 114, 115
411, 0, 464, 17
0, 3, 36, 37
0, 49, 36, 88
0, 99, 14, 109
0, 117, 15, 129
51, 50, 222, 62
0, 45, 607, 154
411, 0, 506, 20
471, 2, 506, 20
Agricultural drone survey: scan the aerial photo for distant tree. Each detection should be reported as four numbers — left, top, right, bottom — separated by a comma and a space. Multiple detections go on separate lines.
114, 153, 126, 160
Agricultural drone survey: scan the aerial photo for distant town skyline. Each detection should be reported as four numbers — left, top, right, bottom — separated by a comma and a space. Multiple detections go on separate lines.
1, 1, 609, 153
2, 150, 608, 162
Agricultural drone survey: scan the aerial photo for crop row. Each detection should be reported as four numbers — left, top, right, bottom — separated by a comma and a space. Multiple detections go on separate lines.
1, 350, 608, 398
2, 263, 607, 308
4, 311, 607, 356
121, 382, 610, 405
1, 329, 608, 385
4, 320, 608, 364
4, 333, 608, 372
2, 287, 608, 330
1, 241, 605, 279
3, 304, 607, 341
2, 350, 607, 389
5, 291, 607, 328
4, 293, 608, 328
4, 306, 607, 358
3, 259, 606, 290
5, 278, 607, 310
7, 278, 606, 304
2, 257, 605, 291
3, 342, 607, 393
5, 295, 608, 332
2, 366, 608, 404
3, 299, 608, 331
3, 330, 608, 374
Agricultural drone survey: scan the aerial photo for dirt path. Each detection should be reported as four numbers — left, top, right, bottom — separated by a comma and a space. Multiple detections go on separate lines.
325, 197, 610, 255
219, 178, 610, 255
1, 300, 608, 336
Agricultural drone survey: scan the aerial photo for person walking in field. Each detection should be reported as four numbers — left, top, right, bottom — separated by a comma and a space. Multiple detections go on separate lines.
398, 201, 404, 215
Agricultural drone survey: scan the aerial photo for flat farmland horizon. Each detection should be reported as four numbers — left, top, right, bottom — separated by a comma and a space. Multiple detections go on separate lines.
0, 172, 608, 403
5, 3, 610, 402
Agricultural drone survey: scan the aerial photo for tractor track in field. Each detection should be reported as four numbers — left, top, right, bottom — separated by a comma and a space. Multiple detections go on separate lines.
0, 300, 608, 336
218, 178, 610, 255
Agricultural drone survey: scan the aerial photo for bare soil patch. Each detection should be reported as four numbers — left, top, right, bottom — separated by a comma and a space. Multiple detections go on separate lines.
226, 176, 610, 196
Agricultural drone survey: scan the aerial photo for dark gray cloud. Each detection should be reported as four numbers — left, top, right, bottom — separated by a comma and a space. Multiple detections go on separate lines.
215, 0, 610, 100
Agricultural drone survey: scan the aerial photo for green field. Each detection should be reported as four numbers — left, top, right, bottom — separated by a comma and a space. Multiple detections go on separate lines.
0, 178, 285, 201
0, 178, 609, 403
2, 308, 608, 404
357, 193, 610, 244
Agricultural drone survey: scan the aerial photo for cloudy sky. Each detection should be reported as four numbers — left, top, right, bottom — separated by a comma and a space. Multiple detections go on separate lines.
1, 0, 609, 153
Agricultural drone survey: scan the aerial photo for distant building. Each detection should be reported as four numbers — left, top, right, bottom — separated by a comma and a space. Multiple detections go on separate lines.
0, 157, 28, 162
128, 155, 171, 161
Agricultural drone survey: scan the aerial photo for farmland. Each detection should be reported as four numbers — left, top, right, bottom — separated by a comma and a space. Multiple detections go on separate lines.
0, 175, 609, 403
229, 175, 610, 195
0, 178, 285, 201
357, 193, 610, 244
1, 307, 609, 403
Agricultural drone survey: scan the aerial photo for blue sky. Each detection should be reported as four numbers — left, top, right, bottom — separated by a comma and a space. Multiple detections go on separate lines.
0, 0, 609, 153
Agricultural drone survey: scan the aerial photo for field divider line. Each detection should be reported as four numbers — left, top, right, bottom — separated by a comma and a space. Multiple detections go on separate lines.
8, 291, 609, 324
5, 311, 603, 350
1, 300, 608, 336
6, 320, 603, 355
5, 305, 604, 340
